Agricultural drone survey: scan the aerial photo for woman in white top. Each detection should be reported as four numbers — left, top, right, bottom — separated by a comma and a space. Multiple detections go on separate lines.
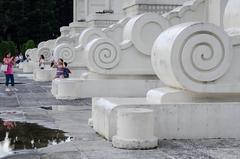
39, 55, 45, 69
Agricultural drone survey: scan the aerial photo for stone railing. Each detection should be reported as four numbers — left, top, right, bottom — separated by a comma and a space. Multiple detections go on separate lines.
122, 0, 189, 17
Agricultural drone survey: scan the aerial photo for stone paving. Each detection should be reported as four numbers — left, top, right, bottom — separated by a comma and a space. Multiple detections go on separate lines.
1, 70, 240, 159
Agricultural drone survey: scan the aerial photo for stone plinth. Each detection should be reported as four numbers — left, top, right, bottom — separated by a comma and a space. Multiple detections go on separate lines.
23, 61, 34, 73
112, 108, 157, 150
93, 97, 240, 140
52, 73, 163, 99
33, 68, 56, 82
18, 62, 24, 69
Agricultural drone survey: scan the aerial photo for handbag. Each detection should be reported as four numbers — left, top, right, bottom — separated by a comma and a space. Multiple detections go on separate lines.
0, 64, 8, 72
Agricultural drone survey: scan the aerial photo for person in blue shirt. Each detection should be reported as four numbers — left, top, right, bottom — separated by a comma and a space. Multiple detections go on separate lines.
63, 62, 71, 78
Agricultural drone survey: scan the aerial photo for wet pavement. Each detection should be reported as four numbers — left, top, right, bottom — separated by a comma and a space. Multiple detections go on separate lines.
1, 70, 240, 158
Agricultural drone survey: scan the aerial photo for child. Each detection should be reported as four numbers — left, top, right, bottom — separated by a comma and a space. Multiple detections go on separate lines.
39, 55, 45, 69
54, 58, 64, 78
63, 62, 71, 78
3, 53, 18, 92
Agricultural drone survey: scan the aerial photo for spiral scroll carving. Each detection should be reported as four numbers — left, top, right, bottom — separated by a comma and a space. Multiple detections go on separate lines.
30, 48, 38, 62
86, 38, 120, 73
54, 43, 75, 63
79, 28, 107, 47
152, 22, 232, 92
123, 13, 169, 56
25, 49, 31, 57
38, 47, 52, 62
38, 42, 45, 48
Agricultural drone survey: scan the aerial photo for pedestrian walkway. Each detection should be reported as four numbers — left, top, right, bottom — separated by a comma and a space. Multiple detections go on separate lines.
1, 70, 240, 159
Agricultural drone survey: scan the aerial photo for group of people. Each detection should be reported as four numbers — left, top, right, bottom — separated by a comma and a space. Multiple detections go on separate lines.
1, 52, 71, 92
39, 55, 71, 79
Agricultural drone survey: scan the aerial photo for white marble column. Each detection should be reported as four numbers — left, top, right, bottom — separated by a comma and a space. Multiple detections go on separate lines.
73, 0, 85, 21
85, 0, 90, 17
73, 0, 78, 22
105, 0, 111, 10
224, 0, 240, 29
208, 0, 228, 27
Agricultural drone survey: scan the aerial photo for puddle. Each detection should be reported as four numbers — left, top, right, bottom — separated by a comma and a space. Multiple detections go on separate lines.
40, 106, 53, 110
0, 119, 72, 158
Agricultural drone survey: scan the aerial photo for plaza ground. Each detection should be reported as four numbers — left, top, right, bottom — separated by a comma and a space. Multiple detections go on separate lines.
1, 70, 240, 159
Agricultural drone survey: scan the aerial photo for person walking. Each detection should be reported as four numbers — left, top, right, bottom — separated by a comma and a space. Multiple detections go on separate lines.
3, 53, 18, 92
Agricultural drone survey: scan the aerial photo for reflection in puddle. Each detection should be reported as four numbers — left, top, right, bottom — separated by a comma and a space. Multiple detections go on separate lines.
0, 132, 13, 157
0, 119, 72, 158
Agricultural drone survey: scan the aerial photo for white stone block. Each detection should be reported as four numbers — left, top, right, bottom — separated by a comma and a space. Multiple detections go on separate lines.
33, 69, 56, 82
22, 62, 34, 73
93, 97, 240, 140
18, 62, 23, 69
112, 108, 158, 150
52, 74, 163, 99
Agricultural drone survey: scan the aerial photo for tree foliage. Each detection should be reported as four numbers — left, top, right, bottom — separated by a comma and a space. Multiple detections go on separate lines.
25, 40, 36, 50
0, 0, 73, 51
19, 40, 36, 55
0, 41, 18, 60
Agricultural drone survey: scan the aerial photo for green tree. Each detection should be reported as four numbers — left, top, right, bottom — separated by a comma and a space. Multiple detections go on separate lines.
0, 41, 10, 60
8, 41, 17, 55
25, 40, 35, 49
0, 0, 73, 49
20, 43, 27, 55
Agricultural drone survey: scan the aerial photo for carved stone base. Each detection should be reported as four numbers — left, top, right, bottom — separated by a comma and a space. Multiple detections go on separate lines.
33, 69, 56, 82
112, 108, 158, 150
22, 62, 34, 73
112, 136, 158, 150
18, 62, 24, 69
147, 87, 240, 103
92, 97, 240, 140
51, 74, 163, 99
